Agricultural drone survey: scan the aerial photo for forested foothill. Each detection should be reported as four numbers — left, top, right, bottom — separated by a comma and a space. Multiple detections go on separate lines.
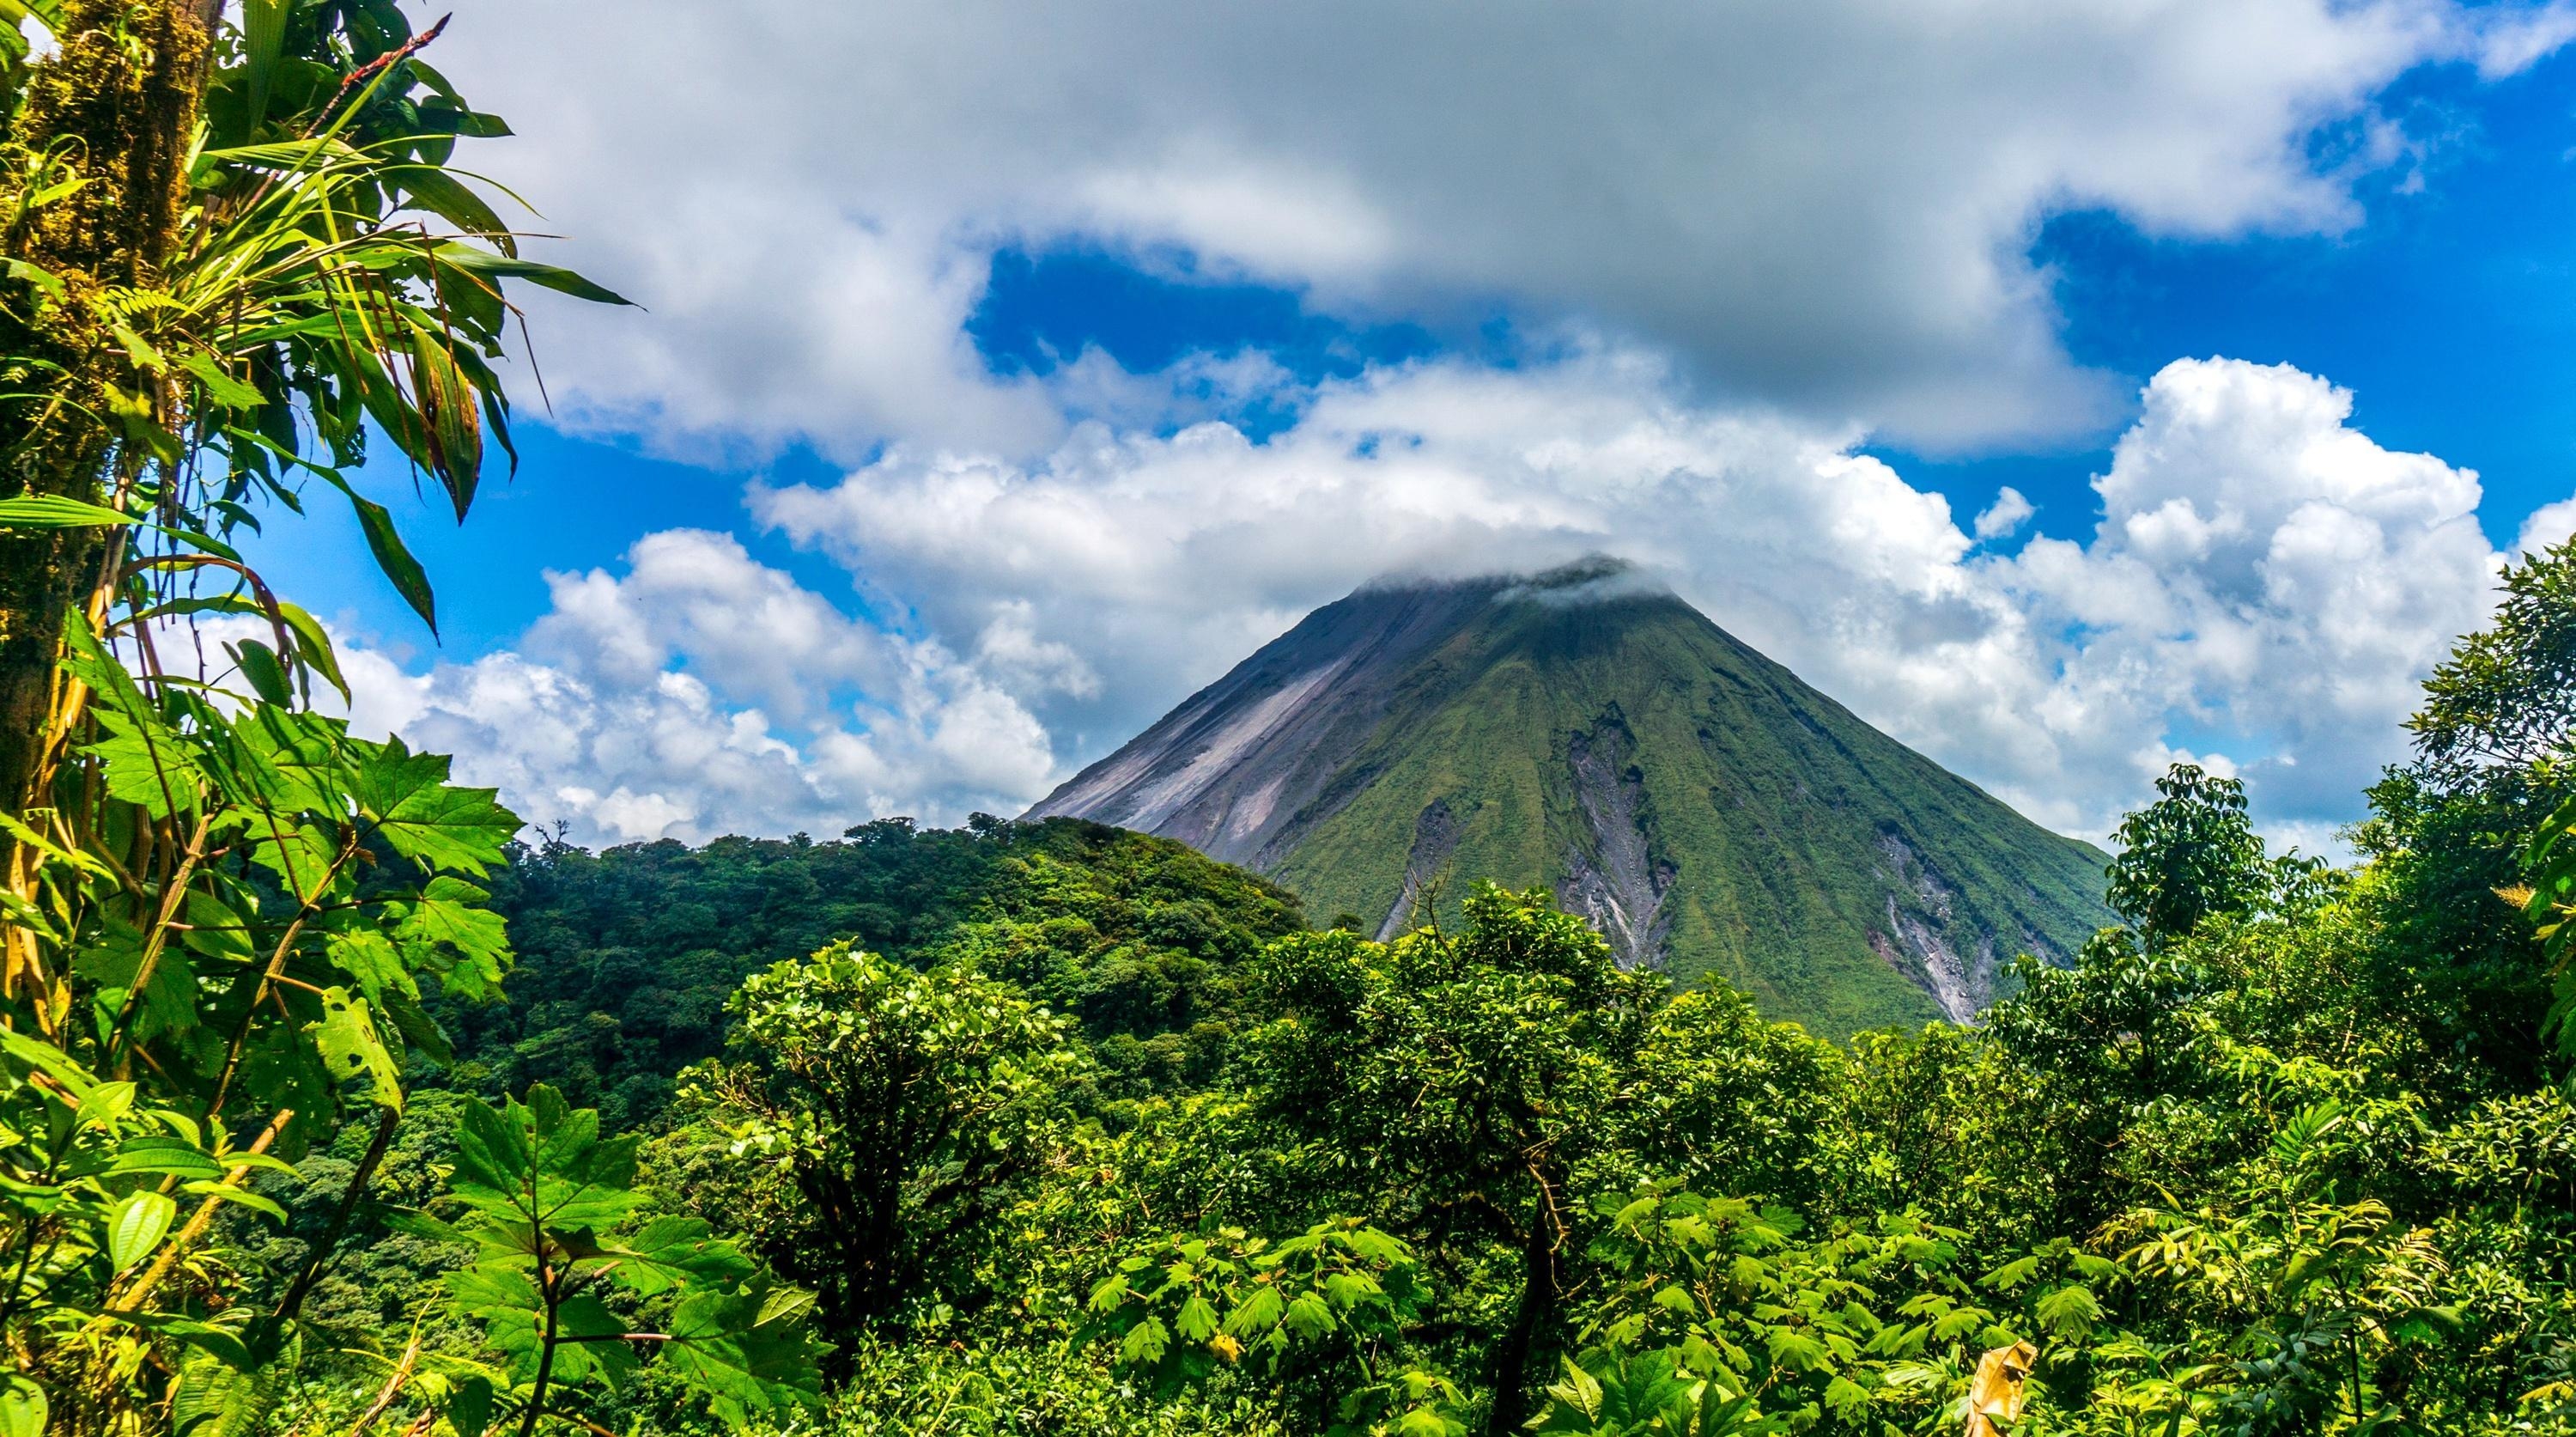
12, 3, 2576, 1436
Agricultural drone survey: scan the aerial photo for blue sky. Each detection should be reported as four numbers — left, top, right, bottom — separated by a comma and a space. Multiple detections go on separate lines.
285, 0, 2576, 849
281, 40, 2576, 648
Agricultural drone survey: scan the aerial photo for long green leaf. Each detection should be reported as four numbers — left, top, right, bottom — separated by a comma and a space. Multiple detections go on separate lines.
0, 495, 135, 529
431, 242, 635, 307
240, 0, 287, 130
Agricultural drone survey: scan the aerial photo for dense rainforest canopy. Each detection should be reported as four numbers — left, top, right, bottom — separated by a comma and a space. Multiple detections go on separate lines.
10, 3, 2576, 1437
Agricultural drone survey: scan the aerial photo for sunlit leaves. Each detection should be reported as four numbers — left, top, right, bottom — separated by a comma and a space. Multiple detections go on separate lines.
106, 1190, 177, 1271
309, 987, 402, 1110
422, 1085, 823, 1422
352, 740, 517, 876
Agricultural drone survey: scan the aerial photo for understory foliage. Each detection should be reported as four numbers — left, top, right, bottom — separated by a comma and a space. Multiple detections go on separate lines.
0, 3, 816, 1436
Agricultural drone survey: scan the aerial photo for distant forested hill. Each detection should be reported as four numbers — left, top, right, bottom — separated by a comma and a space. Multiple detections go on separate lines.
437, 816, 1306, 1126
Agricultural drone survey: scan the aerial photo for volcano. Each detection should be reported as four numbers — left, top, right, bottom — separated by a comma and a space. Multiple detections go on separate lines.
1026, 559, 2111, 1035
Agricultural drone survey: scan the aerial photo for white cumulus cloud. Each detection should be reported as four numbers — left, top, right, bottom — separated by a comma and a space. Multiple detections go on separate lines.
338, 531, 1055, 844
431, 0, 2567, 458
732, 352, 2533, 844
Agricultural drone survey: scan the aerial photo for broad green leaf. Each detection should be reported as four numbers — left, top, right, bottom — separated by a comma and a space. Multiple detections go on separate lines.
238, 1029, 331, 1141
168, 1354, 278, 1437
602, 1215, 757, 1297
72, 1081, 135, 1130
83, 701, 208, 821
380, 989, 456, 1063
310, 989, 403, 1110
96, 1137, 231, 1182
442, 1378, 492, 1437
1765, 1328, 1829, 1373
450, 1097, 535, 1211
2034, 1283, 2103, 1337
354, 742, 519, 875
1283, 1291, 1336, 1339
241, 818, 337, 896
659, 1284, 828, 1425
0, 1028, 99, 1098
225, 703, 353, 816
178, 1179, 288, 1222
1981, 1255, 2040, 1291
395, 876, 511, 992
0, 1375, 44, 1437
227, 640, 293, 707
542, 1294, 639, 1387
324, 929, 413, 1004
1119, 1314, 1170, 1365
1223, 1283, 1285, 1337
71, 918, 195, 1040
107, 1190, 177, 1271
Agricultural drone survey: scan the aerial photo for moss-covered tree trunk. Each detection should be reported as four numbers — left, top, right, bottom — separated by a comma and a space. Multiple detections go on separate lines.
0, 0, 216, 1005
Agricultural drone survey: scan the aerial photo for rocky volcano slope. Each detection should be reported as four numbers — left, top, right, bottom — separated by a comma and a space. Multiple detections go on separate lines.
1026, 560, 2111, 1035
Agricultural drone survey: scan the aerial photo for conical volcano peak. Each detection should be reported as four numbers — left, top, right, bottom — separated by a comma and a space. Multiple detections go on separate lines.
1028, 572, 2109, 1035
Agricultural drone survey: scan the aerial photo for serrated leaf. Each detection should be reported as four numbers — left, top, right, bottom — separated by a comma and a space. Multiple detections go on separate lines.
1119, 1315, 1170, 1365
1174, 1294, 1218, 1342
1765, 1328, 1828, 1373
355, 740, 518, 874
1223, 1283, 1284, 1337
394, 876, 510, 994
659, 1283, 827, 1425
1283, 1290, 1336, 1339
323, 929, 412, 1004
603, 1215, 756, 1298
2033, 1283, 2102, 1337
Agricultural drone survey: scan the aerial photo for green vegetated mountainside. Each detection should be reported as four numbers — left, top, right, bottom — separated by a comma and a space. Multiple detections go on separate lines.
444, 816, 1305, 1124
1030, 559, 2112, 1036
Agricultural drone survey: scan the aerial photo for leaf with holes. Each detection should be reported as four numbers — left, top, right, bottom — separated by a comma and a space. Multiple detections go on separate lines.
310, 988, 402, 1110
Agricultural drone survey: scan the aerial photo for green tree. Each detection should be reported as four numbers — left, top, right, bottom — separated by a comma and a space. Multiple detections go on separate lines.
2104, 764, 2267, 947
2357, 539, 2576, 1087
696, 945, 1088, 1346
1239, 886, 1666, 1434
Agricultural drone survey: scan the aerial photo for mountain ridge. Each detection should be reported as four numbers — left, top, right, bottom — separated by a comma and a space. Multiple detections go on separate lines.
1028, 558, 2113, 1034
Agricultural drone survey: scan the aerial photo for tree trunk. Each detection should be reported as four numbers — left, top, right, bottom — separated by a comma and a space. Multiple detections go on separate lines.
1485, 1196, 1563, 1436
0, 0, 215, 1002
